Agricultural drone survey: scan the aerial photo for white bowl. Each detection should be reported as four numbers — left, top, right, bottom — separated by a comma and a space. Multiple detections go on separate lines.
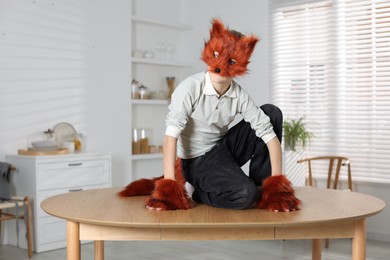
31, 140, 58, 149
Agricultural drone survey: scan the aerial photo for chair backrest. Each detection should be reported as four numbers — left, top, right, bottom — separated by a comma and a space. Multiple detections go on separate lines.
297, 156, 352, 191
0, 162, 15, 200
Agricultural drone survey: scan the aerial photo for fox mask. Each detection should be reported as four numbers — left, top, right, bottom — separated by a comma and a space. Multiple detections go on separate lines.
202, 19, 259, 77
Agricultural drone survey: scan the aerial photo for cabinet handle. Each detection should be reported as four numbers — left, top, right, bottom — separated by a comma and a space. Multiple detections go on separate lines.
69, 188, 83, 192
68, 163, 82, 167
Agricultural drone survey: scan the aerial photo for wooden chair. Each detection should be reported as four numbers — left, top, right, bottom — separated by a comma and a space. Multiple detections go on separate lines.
297, 156, 352, 248
297, 156, 352, 191
0, 165, 33, 258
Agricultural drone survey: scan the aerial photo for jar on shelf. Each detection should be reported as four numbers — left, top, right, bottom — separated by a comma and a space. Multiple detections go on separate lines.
166, 77, 175, 99
43, 128, 55, 141
74, 133, 86, 152
131, 79, 140, 99
132, 128, 151, 154
138, 85, 150, 100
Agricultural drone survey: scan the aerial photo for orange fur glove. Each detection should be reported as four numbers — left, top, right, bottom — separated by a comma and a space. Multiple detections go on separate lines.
145, 179, 191, 210
118, 158, 185, 197
257, 175, 301, 212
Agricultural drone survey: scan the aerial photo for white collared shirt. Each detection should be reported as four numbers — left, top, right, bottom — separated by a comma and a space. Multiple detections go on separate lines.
166, 72, 276, 159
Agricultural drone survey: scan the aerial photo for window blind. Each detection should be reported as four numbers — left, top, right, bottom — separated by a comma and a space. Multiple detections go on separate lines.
270, 0, 390, 183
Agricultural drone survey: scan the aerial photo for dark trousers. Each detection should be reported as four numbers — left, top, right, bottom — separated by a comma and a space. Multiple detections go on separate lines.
181, 104, 283, 209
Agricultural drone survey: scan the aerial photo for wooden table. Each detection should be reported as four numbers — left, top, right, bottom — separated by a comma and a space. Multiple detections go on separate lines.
41, 187, 385, 260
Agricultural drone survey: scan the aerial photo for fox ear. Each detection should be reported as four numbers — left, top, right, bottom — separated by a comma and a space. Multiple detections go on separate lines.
210, 19, 225, 38
241, 35, 259, 55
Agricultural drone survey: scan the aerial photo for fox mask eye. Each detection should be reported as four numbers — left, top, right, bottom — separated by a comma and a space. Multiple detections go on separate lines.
229, 59, 237, 65
201, 19, 259, 77
214, 52, 236, 66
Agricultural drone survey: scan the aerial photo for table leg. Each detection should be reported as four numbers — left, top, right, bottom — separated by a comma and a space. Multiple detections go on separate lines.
352, 219, 366, 260
94, 240, 104, 260
67, 221, 80, 260
312, 239, 322, 260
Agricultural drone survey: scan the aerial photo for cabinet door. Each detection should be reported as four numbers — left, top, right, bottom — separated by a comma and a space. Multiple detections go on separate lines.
36, 215, 66, 251
36, 159, 111, 190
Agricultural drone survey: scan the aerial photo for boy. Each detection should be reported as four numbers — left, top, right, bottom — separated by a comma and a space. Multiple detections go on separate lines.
120, 19, 300, 212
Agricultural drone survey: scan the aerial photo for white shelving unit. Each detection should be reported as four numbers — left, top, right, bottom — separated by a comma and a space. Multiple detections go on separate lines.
130, 13, 192, 180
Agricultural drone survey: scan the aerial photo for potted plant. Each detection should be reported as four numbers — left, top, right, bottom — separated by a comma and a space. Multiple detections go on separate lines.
283, 117, 313, 151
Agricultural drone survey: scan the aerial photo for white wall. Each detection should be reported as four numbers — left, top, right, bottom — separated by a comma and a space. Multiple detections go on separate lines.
0, 0, 89, 154
0, 0, 133, 187
85, 0, 132, 186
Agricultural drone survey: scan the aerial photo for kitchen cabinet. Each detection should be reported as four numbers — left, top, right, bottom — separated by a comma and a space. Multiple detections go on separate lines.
130, 12, 192, 179
5, 152, 112, 252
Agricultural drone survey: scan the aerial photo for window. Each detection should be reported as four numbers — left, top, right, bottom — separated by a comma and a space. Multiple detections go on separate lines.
270, 0, 390, 182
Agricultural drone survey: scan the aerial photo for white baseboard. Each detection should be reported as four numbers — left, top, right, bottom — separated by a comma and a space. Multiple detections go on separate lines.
367, 231, 390, 242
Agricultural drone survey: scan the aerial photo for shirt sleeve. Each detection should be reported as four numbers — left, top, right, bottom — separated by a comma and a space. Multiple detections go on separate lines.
165, 82, 194, 138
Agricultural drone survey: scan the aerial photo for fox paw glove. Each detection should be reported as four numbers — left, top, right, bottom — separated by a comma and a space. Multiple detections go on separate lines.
257, 175, 301, 212
145, 179, 191, 210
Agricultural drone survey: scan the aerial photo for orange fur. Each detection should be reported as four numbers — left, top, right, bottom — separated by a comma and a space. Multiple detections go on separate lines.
202, 19, 259, 77
257, 175, 301, 211
145, 179, 191, 210
117, 158, 185, 197
117, 176, 163, 197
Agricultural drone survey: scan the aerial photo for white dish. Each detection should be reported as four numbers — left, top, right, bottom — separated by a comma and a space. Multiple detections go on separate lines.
53, 122, 77, 146
31, 140, 57, 149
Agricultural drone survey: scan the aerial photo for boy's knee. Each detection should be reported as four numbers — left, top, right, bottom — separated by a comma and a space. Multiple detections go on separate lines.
204, 182, 259, 210
260, 104, 283, 121
260, 104, 283, 141
234, 184, 259, 209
